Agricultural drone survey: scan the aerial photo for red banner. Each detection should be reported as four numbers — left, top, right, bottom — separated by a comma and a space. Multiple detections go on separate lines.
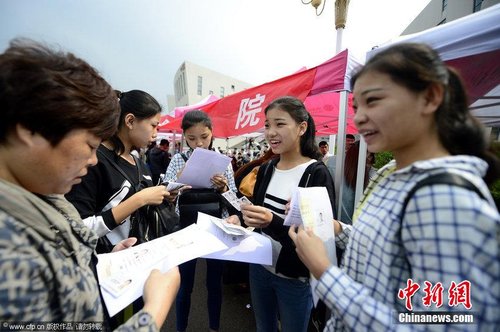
159, 68, 317, 137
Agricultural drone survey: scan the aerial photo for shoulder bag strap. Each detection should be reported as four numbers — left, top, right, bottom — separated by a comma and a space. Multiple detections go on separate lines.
96, 148, 140, 191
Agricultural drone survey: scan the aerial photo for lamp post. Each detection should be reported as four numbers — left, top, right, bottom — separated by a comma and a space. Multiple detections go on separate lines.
308, 0, 350, 53
334, 0, 350, 53
304, 0, 352, 216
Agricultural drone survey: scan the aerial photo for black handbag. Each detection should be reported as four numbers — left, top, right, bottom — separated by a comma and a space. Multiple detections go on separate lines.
97, 150, 180, 246
130, 201, 180, 244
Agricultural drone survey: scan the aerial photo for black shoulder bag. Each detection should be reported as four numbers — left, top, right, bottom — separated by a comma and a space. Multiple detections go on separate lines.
177, 153, 223, 228
97, 150, 180, 245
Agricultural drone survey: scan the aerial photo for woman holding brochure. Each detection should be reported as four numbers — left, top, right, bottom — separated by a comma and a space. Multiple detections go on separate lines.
163, 110, 237, 332
66, 89, 173, 252
0, 39, 179, 330
227, 96, 336, 332
289, 43, 500, 331
66, 89, 174, 325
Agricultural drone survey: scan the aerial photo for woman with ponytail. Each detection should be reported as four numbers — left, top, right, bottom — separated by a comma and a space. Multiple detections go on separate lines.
227, 96, 336, 332
289, 43, 500, 331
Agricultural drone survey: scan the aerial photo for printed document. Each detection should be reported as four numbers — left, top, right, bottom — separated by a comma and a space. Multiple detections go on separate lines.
177, 148, 231, 188
283, 187, 337, 305
196, 212, 272, 265
97, 224, 228, 316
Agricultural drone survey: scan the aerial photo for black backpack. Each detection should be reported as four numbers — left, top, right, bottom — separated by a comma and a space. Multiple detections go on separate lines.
177, 153, 223, 228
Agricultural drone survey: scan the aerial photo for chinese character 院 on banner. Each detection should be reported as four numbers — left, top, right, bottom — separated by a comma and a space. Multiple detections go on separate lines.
235, 93, 265, 130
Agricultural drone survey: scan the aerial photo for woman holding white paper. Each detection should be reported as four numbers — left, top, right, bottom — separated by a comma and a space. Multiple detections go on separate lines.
163, 110, 237, 332
66, 89, 173, 252
0, 39, 179, 331
227, 96, 336, 332
289, 43, 500, 331
65, 89, 177, 326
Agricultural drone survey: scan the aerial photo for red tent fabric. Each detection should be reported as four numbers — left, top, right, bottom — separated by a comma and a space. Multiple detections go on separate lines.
304, 92, 357, 136
159, 49, 360, 137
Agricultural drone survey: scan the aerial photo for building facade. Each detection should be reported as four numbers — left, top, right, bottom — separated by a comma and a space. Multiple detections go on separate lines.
173, 61, 252, 107
402, 0, 499, 35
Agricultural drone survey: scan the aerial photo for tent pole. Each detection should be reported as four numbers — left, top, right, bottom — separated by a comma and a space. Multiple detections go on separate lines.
353, 139, 367, 221
335, 90, 348, 218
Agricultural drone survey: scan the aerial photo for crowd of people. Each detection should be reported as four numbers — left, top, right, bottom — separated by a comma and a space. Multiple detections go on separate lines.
1, 38, 499, 332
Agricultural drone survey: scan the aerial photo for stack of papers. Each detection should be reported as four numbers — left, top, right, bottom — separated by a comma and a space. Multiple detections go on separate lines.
177, 148, 231, 188
97, 212, 271, 316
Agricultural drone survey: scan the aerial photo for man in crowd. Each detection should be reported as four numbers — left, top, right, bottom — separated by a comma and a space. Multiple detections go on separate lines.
147, 138, 171, 184
325, 134, 357, 179
318, 140, 333, 163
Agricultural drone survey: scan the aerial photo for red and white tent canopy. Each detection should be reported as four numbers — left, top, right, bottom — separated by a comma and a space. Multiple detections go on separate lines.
159, 49, 362, 137
173, 94, 220, 118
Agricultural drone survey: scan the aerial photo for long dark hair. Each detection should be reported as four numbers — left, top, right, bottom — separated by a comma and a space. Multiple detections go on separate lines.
181, 110, 214, 150
351, 43, 500, 184
110, 89, 162, 155
344, 141, 373, 189
264, 96, 321, 160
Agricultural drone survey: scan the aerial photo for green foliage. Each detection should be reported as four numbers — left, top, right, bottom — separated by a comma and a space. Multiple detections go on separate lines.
373, 151, 393, 169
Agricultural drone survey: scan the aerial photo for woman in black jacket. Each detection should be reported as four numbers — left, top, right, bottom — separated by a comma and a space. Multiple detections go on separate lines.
228, 96, 336, 332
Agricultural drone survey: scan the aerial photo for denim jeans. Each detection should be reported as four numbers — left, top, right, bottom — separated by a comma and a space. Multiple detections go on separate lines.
175, 258, 224, 331
249, 264, 313, 332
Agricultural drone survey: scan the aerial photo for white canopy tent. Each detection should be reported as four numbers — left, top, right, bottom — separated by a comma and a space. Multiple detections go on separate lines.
352, 5, 500, 209
369, 4, 500, 126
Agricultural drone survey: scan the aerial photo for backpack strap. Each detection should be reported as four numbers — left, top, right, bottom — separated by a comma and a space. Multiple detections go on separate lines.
398, 172, 486, 276
401, 172, 486, 216
181, 153, 188, 163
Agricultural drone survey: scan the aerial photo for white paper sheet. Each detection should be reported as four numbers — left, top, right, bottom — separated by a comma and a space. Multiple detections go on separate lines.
282, 187, 337, 306
177, 148, 231, 188
196, 212, 272, 265
97, 224, 228, 316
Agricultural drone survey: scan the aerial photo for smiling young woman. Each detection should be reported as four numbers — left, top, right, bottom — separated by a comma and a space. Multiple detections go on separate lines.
226, 96, 336, 332
289, 43, 500, 331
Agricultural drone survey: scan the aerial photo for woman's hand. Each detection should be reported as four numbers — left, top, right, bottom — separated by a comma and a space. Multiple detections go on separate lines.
241, 204, 272, 228
288, 225, 331, 279
165, 185, 191, 203
225, 214, 242, 226
111, 237, 137, 252
143, 267, 180, 328
136, 185, 170, 206
211, 173, 228, 193
333, 219, 342, 235
284, 200, 291, 215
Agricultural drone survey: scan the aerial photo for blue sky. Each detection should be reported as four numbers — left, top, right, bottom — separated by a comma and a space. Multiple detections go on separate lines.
0, 0, 430, 111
